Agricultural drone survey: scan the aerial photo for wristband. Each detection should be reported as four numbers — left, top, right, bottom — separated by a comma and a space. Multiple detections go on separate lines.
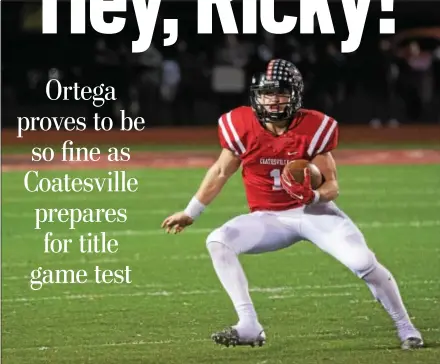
184, 197, 206, 220
312, 191, 321, 204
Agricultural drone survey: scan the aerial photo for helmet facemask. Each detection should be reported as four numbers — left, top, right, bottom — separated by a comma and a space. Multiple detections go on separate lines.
250, 60, 304, 124
250, 83, 300, 123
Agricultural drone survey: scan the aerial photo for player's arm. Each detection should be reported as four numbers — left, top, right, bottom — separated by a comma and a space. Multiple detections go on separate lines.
311, 151, 339, 203
161, 148, 241, 233
193, 148, 241, 206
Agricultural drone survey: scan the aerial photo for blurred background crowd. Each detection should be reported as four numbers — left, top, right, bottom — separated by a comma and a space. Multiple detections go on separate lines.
2, 1, 440, 128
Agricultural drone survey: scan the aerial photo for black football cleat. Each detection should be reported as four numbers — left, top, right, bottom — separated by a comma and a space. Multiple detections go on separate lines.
401, 337, 424, 350
211, 327, 266, 348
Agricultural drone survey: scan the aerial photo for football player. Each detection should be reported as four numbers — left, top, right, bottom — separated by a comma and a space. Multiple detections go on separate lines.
161, 59, 424, 350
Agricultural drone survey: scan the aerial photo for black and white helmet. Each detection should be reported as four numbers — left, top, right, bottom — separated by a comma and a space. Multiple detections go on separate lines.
250, 59, 304, 123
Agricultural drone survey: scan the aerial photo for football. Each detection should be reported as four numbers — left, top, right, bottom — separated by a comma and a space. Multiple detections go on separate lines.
283, 159, 323, 190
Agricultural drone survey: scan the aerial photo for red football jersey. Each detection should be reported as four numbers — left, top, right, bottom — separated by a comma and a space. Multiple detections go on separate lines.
218, 106, 338, 212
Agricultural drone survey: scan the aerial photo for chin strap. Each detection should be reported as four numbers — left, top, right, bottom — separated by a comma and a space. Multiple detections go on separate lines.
260, 111, 299, 133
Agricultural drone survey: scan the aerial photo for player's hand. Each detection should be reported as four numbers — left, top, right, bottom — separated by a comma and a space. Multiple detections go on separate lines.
161, 212, 194, 234
280, 167, 315, 204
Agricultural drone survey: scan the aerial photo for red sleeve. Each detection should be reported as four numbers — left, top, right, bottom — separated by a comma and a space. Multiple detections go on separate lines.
217, 110, 247, 156
307, 115, 339, 157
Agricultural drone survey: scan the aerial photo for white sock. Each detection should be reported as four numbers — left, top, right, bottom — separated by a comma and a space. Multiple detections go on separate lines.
363, 263, 415, 331
206, 242, 260, 328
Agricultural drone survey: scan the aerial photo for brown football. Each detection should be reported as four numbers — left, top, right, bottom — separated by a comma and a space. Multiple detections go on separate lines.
283, 159, 323, 189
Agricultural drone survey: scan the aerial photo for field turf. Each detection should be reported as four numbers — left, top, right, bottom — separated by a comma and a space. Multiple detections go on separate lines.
2, 163, 440, 364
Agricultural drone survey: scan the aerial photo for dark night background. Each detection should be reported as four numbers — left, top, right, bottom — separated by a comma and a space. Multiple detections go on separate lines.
2, 0, 440, 129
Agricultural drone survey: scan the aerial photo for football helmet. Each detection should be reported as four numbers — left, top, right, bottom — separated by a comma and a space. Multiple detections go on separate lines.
250, 59, 304, 123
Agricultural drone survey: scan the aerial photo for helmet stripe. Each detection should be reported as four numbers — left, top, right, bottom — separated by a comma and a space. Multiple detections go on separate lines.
266, 59, 276, 80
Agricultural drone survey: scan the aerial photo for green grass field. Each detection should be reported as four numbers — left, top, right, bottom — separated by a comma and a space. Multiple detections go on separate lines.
2, 164, 440, 364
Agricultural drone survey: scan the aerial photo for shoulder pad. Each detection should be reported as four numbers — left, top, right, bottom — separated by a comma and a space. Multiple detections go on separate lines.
305, 111, 339, 157
217, 107, 249, 156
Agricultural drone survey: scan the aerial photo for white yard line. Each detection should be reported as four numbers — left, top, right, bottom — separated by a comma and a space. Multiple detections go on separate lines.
270, 294, 438, 303
2, 338, 210, 352
4, 325, 440, 353
0, 329, 368, 352
2, 280, 438, 304
269, 292, 354, 299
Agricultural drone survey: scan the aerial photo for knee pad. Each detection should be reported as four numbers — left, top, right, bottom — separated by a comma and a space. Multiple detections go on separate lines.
207, 228, 230, 250
206, 227, 239, 256
206, 228, 224, 246
352, 250, 378, 279
206, 238, 237, 265
206, 225, 238, 247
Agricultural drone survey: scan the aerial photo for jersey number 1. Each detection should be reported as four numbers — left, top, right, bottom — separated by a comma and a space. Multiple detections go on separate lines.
270, 169, 283, 190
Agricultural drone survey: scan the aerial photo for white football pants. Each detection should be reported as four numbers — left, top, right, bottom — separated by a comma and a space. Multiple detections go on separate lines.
206, 201, 376, 278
